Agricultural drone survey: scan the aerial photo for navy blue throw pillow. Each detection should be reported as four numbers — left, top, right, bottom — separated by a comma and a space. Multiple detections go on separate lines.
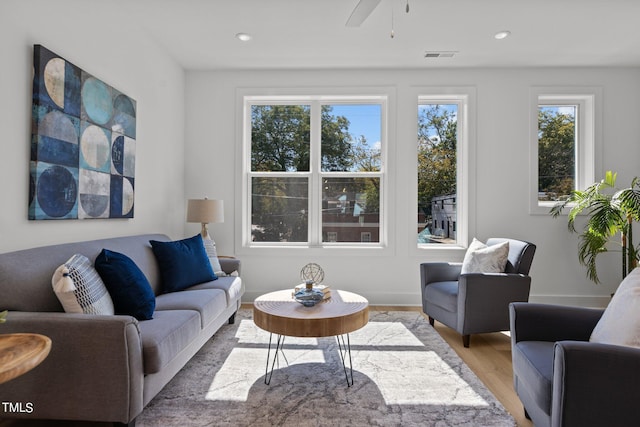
94, 249, 155, 320
149, 234, 217, 293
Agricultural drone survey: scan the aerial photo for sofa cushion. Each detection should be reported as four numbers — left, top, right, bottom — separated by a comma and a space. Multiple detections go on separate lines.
150, 234, 217, 293
155, 289, 227, 328
138, 309, 202, 374
461, 238, 509, 274
94, 249, 156, 320
590, 267, 640, 348
189, 277, 243, 306
424, 281, 459, 313
513, 340, 555, 415
52, 254, 115, 315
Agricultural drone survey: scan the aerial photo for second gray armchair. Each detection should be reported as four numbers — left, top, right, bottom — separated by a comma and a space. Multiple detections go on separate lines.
419, 237, 536, 347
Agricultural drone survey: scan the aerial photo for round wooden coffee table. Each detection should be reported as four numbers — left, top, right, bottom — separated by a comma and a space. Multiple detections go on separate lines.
253, 289, 369, 386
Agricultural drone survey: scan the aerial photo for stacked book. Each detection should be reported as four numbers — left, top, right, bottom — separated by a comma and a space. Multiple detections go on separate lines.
292, 283, 331, 300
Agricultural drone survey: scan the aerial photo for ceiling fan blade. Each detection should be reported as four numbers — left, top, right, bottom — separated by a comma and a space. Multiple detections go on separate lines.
345, 0, 382, 27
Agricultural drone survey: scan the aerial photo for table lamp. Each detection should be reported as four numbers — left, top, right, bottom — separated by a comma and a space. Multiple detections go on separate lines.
186, 198, 224, 242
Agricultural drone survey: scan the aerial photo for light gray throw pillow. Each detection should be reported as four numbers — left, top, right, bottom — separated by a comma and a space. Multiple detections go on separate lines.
590, 267, 640, 348
52, 253, 114, 315
461, 238, 509, 274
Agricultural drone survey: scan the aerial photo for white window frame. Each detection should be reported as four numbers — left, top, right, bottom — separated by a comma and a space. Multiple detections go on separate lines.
239, 91, 390, 252
529, 87, 602, 215
414, 90, 474, 252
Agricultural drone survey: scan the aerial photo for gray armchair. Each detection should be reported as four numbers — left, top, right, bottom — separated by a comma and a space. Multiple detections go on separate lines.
510, 302, 640, 427
420, 237, 536, 347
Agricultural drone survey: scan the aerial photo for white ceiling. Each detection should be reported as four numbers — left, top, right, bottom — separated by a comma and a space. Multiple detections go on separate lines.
122, 0, 640, 70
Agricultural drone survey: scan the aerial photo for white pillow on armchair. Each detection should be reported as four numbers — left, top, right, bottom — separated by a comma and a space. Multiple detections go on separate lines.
590, 267, 640, 348
460, 238, 509, 274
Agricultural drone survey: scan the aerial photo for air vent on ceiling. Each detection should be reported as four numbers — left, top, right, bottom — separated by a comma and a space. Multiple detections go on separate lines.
424, 51, 457, 58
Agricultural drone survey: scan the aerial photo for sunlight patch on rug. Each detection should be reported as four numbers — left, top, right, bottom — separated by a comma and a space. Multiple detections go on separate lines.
204, 318, 489, 407
355, 350, 489, 406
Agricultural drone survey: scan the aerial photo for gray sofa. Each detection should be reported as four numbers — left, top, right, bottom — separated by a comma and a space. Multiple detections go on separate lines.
509, 302, 640, 427
0, 233, 244, 426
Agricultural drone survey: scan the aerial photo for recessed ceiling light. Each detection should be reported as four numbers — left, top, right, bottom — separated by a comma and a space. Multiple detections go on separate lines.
494, 30, 511, 40
235, 33, 252, 42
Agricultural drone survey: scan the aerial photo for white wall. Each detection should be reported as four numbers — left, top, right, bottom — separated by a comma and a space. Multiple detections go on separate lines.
4, 1, 639, 307
0, 1, 186, 252
185, 68, 640, 307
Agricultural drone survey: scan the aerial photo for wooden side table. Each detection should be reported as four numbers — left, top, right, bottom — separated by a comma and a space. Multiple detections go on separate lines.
253, 289, 369, 386
0, 333, 52, 384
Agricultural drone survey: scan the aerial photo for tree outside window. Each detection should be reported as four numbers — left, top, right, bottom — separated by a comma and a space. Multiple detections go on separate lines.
248, 100, 384, 246
537, 105, 576, 201
417, 104, 458, 244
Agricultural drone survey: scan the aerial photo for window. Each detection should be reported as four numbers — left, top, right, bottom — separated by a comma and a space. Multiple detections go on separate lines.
244, 96, 386, 248
417, 100, 463, 245
530, 88, 600, 214
538, 104, 576, 202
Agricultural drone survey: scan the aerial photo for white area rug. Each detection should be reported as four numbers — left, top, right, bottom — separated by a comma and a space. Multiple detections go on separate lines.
138, 310, 515, 426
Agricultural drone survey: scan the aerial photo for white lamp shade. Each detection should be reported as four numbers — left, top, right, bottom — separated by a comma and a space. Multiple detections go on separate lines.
187, 199, 224, 224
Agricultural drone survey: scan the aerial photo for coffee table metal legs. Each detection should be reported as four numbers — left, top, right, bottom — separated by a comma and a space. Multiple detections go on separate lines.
264, 333, 354, 387
264, 333, 288, 385
336, 334, 354, 387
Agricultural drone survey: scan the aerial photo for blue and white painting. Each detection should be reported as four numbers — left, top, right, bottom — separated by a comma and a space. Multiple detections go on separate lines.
29, 44, 136, 220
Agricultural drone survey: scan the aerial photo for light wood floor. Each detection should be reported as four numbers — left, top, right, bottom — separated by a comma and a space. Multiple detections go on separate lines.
372, 305, 532, 427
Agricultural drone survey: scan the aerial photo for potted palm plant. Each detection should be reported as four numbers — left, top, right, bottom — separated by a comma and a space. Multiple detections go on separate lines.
550, 171, 640, 284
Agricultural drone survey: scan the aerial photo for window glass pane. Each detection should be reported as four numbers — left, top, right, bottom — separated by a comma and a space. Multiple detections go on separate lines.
321, 104, 381, 172
251, 105, 310, 172
322, 177, 380, 243
251, 177, 308, 242
538, 105, 576, 201
417, 104, 458, 244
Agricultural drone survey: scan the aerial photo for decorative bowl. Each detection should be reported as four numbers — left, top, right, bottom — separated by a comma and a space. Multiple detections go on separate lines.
294, 287, 324, 307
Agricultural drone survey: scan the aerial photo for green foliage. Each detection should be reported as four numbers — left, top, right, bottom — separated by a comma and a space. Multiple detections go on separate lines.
251, 177, 308, 242
551, 171, 640, 284
417, 105, 457, 217
0, 310, 6, 323
320, 106, 354, 172
538, 109, 575, 199
251, 105, 311, 172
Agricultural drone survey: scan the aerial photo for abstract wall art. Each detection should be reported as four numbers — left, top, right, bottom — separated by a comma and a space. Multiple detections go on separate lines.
29, 45, 137, 220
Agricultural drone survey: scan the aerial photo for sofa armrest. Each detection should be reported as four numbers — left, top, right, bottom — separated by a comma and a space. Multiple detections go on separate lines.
552, 341, 640, 427
0, 311, 144, 424
219, 256, 241, 275
509, 302, 604, 344
420, 262, 462, 287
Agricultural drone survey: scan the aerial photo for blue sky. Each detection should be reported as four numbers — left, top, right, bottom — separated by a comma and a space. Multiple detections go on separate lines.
539, 105, 576, 116
329, 103, 461, 149
329, 104, 381, 150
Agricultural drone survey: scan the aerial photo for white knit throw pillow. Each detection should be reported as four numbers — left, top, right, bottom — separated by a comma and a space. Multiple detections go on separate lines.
52, 254, 114, 315
202, 237, 226, 277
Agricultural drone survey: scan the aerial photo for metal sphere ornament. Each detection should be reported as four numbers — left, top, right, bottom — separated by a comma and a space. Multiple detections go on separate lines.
300, 263, 324, 286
